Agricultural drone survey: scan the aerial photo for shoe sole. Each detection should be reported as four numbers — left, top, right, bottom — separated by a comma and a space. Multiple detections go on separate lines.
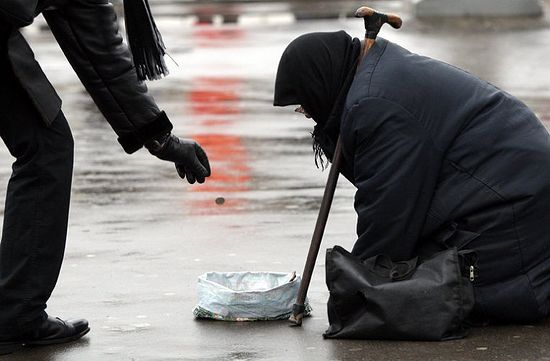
24, 327, 90, 347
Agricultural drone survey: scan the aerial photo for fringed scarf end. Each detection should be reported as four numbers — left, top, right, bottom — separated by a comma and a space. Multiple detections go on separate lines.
123, 0, 169, 81
312, 132, 328, 171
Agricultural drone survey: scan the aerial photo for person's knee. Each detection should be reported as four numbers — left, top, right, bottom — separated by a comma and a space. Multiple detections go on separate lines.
17, 114, 75, 176
54, 124, 74, 163
44, 114, 74, 171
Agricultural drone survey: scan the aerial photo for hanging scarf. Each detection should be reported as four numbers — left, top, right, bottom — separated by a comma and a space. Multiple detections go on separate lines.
123, 0, 168, 81
273, 31, 361, 168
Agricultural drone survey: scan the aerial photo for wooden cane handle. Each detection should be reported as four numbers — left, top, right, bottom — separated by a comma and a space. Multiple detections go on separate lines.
354, 6, 376, 18
355, 6, 403, 30
385, 13, 403, 29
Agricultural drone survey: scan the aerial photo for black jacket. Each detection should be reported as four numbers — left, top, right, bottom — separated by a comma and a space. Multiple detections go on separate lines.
341, 38, 550, 322
0, 0, 171, 153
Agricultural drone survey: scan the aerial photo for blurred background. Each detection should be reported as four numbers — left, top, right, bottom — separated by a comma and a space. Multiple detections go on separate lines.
112, 0, 546, 23
2, 0, 550, 360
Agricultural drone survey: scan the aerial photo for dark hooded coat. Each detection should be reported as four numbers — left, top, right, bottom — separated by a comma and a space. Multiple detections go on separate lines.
275, 34, 550, 323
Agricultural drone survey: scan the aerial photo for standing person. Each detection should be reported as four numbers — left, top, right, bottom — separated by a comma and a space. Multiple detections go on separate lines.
274, 31, 550, 326
0, 0, 210, 354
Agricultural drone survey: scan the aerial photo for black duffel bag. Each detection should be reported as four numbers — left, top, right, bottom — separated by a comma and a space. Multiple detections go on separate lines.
324, 246, 476, 341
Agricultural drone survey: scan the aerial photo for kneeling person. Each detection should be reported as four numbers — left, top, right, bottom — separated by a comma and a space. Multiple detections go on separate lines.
274, 31, 550, 324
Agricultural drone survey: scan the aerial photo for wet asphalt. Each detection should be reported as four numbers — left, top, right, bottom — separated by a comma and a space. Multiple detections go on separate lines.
1, 1, 550, 360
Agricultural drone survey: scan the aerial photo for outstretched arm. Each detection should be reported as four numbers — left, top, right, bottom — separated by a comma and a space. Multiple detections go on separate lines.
43, 0, 210, 183
43, 0, 167, 153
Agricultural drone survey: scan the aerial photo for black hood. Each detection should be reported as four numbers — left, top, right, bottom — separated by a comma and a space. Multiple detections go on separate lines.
274, 31, 361, 164
274, 31, 360, 126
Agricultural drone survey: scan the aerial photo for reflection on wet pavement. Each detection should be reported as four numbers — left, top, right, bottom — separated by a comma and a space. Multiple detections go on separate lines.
189, 78, 251, 195
191, 27, 247, 47
189, 78, 252, 212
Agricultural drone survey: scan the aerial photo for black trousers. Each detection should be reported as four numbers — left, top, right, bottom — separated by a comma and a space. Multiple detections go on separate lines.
0, 42, 74, 338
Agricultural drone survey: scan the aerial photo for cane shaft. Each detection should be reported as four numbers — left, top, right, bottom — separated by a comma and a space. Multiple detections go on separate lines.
294, 138, 343, 309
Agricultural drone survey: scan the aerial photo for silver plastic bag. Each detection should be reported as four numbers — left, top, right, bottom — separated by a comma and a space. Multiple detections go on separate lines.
193, 271, 312, 321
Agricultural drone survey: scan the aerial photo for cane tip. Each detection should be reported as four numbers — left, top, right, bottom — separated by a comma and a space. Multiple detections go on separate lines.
289, 313, 304, 327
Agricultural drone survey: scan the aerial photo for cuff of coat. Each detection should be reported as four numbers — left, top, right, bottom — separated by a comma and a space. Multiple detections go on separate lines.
117, 111, 173, 154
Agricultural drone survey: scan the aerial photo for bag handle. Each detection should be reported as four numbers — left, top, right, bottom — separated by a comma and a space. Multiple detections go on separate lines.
364, 255, 419, 281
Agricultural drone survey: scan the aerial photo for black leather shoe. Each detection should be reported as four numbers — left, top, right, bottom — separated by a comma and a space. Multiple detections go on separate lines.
0, 316, 89, 355
24, 316, 90, 346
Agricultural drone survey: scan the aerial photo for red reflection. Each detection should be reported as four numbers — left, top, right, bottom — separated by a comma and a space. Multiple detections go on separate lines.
189, 79, 240, 115
191, 27, 245, 48
193, 133, 250, 193
187, 77, 251, 211
184, 25, 250, 212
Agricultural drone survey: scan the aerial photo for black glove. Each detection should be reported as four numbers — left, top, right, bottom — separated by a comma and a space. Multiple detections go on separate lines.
146, 133, 211, 184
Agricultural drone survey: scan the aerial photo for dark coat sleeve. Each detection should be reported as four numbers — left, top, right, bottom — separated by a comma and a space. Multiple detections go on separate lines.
0, 0, 38, 28
42, 0, 172, 154
349, 98, 442, 261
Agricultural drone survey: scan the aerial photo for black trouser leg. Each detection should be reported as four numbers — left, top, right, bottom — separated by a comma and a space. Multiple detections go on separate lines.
0, 53, 74, 338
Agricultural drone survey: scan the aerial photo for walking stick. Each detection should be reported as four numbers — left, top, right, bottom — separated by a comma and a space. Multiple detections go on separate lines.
289, 6, 403, 326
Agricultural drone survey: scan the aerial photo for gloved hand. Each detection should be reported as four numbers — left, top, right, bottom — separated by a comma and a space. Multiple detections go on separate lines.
146, 133, 211, 184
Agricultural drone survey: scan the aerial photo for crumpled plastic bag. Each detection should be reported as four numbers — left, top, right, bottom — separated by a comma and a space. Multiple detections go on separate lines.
193, 271, 312, 321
